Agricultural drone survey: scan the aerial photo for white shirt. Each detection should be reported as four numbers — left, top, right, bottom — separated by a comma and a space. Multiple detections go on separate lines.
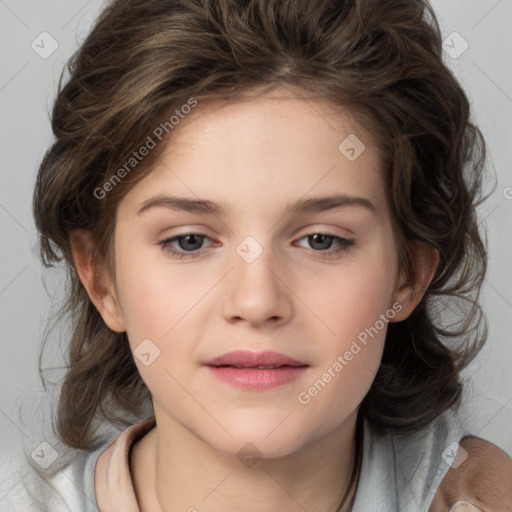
0, 409, 468, 511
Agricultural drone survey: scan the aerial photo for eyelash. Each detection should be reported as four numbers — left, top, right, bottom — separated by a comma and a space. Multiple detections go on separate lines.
158, 232, 355, 260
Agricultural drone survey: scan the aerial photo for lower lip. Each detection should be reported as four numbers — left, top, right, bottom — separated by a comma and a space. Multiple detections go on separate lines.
206, 365, 308, 390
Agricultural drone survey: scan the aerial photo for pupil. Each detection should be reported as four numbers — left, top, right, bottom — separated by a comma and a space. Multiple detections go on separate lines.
180, 234, 202, 251
310, 234, 332, 250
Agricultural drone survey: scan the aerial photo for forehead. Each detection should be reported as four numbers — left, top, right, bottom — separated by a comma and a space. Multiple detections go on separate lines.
170, 87, 376, 157
118, 88, 388, 218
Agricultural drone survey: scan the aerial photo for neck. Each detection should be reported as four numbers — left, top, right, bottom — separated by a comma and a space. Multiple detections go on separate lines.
131, 409, 361, 512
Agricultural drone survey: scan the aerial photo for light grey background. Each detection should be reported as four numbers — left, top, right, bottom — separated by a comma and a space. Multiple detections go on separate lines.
0, 0, 511, 494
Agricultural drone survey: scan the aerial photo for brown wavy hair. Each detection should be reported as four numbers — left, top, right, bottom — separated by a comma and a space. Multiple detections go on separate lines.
33, 0, 488, 451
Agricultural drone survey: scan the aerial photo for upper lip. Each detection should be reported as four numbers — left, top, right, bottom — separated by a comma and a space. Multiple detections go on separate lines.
204, 350, 308, 368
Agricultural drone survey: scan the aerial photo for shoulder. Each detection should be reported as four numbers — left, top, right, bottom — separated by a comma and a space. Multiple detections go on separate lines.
429, 436, 512, 511
0, 440, 111, 512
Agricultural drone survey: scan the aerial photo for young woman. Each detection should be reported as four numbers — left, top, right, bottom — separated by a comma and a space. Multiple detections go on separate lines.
8, 0, 512, 510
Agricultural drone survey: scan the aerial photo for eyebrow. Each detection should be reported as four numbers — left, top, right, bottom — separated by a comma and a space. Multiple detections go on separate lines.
137, 193, 378, 217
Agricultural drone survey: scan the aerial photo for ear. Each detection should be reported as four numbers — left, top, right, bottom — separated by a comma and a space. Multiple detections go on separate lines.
390, 241, 439, 323
70, 229, 126, 333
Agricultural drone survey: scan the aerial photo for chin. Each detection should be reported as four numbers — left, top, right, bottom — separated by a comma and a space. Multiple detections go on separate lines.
197, 413, 314, 461
214, 434, 308, 462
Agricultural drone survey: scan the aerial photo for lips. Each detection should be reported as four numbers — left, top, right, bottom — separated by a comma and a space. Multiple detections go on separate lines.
204, 350, 307, 369
204, 350, 309, 390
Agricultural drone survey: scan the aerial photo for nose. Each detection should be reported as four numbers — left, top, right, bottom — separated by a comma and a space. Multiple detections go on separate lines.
221, 238, 294, 328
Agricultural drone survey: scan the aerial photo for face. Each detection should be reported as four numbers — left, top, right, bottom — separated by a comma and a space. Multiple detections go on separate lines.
105, 88, 407, 458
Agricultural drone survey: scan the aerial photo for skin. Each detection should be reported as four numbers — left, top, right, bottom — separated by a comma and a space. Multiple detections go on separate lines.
430, 436, 512, 511
72, 86, 440, 511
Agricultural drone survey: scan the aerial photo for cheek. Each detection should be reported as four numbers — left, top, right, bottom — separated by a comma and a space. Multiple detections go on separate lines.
294, 242, 397, 414
295, 341, 383, 441
113, 242, 215, 394
309, 240, 398, 343
114, 240, 199, 343
296, 299, 389, 432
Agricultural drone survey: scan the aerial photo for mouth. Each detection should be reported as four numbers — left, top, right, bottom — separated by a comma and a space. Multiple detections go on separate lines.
204, 350, 309, 390
204, 350, 308, 368
213, 364, 302, 369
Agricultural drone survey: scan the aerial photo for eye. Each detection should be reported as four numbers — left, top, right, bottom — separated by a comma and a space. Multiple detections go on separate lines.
159, 231, 355, 260
159, 233, 215, 259
295, 233, 355, 259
